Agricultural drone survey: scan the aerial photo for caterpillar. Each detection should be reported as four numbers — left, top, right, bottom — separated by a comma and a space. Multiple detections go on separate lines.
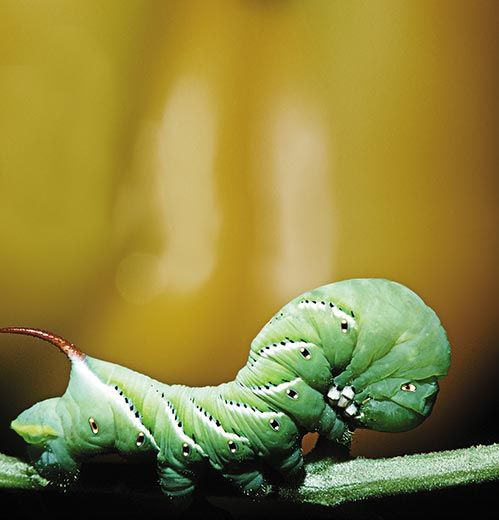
0, 278, 450, 498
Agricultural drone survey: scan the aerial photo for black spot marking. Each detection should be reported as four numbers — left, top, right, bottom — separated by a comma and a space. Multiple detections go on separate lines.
300, 347, 311, 359
270, 419, 280, 431
136, 432, 145, 447
88, 417, 99, 435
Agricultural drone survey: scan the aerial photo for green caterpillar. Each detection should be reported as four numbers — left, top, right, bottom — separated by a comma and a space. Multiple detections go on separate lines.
0, 278, 450, 498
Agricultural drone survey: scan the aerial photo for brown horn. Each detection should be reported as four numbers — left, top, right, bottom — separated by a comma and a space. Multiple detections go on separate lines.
0, 327, 85, 360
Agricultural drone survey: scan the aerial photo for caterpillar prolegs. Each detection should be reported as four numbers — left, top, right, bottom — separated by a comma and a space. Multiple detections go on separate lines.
0, 278, 450, 498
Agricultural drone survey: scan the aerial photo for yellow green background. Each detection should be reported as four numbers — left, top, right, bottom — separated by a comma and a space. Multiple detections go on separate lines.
1, 1, 497, 458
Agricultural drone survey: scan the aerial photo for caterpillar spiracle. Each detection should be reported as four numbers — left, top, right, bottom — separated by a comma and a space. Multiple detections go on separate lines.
1, 278, 450, 498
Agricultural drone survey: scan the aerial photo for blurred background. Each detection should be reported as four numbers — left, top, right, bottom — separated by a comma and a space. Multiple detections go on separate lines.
0, 0, 497, 461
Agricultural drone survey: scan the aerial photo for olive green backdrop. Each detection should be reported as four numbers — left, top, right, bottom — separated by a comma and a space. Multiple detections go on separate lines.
1, 1, 497, 458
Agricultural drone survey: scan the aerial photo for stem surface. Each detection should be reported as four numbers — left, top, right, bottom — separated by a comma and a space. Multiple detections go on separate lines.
1, 444, 498, 508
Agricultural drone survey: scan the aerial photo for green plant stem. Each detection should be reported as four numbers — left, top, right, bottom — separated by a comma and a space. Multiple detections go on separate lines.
280, 443, 499, 506
1, 444, 498, 507
0, 453, 48, 489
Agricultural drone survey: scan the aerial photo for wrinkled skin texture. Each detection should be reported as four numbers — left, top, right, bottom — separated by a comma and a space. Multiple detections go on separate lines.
2, 279, 451, 497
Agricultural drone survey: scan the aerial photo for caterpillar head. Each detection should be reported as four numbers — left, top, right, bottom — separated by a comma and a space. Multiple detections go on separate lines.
353, 377, 441, 432
352, 318, 450, 432
328, 279, 451, 433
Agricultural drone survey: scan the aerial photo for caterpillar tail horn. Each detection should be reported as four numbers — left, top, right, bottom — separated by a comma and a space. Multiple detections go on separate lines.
0, 327, 85, 361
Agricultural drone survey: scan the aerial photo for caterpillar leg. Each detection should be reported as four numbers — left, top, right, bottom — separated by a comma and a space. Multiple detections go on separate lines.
157, 461, 196, 498
222, 468, 271, 496
27, 443, 80, 487
310, 435, 351, 462
317, 404, 351, 445
270, 446, 305, 483
305, 404, 352, 462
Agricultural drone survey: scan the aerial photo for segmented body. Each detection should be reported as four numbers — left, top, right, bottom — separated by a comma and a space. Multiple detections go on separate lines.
1, 278, 451, 497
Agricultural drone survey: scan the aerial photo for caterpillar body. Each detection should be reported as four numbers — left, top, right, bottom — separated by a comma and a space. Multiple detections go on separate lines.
1, 278, 450, 498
